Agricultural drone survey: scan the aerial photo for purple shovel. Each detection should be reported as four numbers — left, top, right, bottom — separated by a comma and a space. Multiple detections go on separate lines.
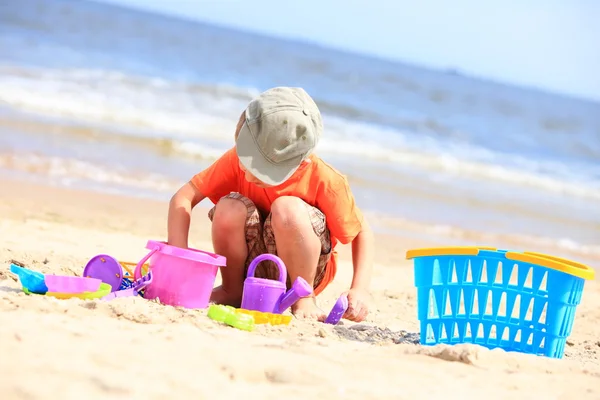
324, 294, 349, 325
101, 271, 153, 301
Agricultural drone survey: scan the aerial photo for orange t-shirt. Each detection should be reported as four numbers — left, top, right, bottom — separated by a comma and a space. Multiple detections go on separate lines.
190, 147, 363, 295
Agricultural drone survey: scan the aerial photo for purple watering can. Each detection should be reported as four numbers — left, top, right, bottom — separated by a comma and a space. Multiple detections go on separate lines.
241, 254, 312, 314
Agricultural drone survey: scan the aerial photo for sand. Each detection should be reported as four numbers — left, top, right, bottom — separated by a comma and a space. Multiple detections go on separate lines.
1, 178, 599, 400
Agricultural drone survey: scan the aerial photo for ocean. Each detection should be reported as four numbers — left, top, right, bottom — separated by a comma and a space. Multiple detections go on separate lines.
1, 0, 599, 258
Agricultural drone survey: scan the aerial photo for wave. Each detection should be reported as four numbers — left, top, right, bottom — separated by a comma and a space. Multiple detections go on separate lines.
0, 65, 252, 142
1, 64, 599, 202
2, 150, 598, 263
316, 127, 600, 201
0, 152, 181, 194
371, 212, 600, 262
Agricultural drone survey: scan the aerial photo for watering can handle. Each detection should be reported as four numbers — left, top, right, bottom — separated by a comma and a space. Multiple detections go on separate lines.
134, 246, 160, 280
246, 254, 287, 284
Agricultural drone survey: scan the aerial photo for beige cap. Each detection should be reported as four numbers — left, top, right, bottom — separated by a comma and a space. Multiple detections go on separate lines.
236, 87, 323, 186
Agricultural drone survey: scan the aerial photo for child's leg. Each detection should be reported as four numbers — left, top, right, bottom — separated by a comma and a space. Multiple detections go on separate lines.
208, 193, 263, 307
264, 196, 332, 320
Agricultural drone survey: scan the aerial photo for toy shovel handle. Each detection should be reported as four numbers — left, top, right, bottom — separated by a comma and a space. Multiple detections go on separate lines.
131, 271, 153, 292
324, 294, 349, 325
134, 246, 160, 280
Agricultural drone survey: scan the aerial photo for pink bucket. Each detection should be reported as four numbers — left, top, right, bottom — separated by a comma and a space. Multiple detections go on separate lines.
134, 240, 226, 309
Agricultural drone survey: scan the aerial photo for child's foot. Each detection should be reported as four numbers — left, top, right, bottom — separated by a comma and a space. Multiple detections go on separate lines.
210, 285, 242, 308
292, 297, 326, 321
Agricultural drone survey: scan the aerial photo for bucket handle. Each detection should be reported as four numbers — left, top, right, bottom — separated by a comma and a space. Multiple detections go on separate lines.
134, 246, 160, 280
146, 240, 226, 265
246, 254, 287, 284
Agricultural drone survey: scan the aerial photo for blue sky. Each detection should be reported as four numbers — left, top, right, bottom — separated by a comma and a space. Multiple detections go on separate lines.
97, 0, 600, 102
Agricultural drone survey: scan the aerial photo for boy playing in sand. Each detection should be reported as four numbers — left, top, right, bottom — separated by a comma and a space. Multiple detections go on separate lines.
167, 87, 374, 322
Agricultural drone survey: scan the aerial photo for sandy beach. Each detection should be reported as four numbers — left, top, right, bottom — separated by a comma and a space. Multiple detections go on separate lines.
1, 1, 599, 399
0, 177, 598, 400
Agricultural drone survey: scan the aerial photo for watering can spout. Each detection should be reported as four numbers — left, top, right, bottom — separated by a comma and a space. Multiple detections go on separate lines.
276, 276, 313, 313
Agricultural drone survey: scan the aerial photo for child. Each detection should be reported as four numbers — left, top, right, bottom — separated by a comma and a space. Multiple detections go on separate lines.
167, 86, 374, 322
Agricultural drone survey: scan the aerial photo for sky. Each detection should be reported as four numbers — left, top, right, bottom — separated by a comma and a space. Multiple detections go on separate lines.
96, 0, 600, 102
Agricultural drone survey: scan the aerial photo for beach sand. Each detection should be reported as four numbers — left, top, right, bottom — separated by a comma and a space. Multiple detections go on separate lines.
1, 178, 599, 400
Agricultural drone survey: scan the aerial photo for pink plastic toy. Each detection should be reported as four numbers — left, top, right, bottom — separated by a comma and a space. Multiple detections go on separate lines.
133, 240, 226, 309
241, 254, 312, 314
44, 275, 102, 293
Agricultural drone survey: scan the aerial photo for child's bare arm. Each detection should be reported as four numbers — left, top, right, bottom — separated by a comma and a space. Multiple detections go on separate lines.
350, 217, 375, 291
344, 217, 375, 322
167, 182, 205, 248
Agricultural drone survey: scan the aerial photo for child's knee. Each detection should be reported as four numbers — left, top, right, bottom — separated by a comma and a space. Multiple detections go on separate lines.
270, 196, 310, 231
211, 197, 248, 233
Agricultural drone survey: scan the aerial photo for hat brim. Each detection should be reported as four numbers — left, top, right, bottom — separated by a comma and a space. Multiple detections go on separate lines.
236, 122, 303, 186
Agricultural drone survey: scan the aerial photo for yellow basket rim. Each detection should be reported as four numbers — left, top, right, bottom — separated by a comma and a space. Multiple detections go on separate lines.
506, 252, 595, 281
405, 247, 595, 280
405, 246, 497, 259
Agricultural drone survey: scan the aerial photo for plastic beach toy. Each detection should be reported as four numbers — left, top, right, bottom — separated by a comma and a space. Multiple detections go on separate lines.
119, 261, 149, 290
406, 246, 595, 359
101, 271, 154, 301
11, 264, 102, 294
240, 254, 313, 314
208, 304, 236, 322
21, 282, 112, 300
324, 294, 349, 325
10, 264, 48, 294
226, 310, 255, 331
134, 240, 227, 309
43, 282, 112, 300
236, 309, 293, 326
44, 274, 101, 293
208, 304, 255, 331
83, 254, 124, 293
83, 255, 150, 292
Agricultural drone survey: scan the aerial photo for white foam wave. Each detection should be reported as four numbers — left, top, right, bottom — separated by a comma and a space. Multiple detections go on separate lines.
368, 212, 600, 261
1, 64, 599, 201
0, 65, 251, 143
171, 141, 229, 160
318, 117, 600, 201
0, 152, 180, 193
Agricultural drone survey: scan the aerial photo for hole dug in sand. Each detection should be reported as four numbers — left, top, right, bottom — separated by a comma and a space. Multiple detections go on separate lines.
333, 324, 420, 345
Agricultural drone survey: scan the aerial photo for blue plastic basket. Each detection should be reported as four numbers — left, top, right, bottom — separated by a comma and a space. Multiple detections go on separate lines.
406, 247, 595, 358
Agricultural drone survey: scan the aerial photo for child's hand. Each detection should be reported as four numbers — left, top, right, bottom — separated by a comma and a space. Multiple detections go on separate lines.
343, 288, 371, 322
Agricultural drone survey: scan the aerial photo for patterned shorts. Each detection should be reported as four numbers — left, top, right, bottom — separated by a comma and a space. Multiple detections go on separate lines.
208, 193, 332, 289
